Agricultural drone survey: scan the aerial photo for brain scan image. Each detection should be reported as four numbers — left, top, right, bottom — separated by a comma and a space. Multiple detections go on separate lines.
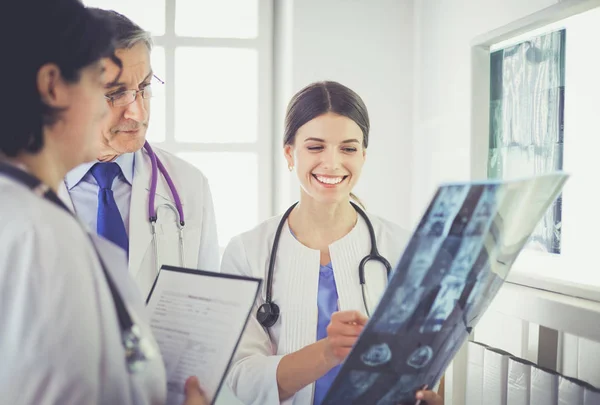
361, 343, 392, 367
407, 345, 434, 369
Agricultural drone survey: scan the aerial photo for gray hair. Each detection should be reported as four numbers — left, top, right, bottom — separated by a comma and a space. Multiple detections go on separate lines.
88, 8, 153, 51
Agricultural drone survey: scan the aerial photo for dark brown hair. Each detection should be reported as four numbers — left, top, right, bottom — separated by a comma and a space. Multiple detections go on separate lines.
284, 81, 369, 207
284, 81, 370, 148
1, 0, 121, 157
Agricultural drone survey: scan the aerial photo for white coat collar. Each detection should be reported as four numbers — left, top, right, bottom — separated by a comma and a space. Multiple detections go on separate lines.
57, 179, 75, 213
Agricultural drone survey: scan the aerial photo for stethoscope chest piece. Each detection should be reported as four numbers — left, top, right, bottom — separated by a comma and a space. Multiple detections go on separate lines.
123, 324, 157, 374
257, 302, 280, 328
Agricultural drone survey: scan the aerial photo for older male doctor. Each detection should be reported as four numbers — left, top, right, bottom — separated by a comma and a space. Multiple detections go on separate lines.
59, 9, 220, 298
59, 9, 243, 405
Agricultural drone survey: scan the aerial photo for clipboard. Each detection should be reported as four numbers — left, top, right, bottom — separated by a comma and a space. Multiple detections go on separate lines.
146, 265, 261, 405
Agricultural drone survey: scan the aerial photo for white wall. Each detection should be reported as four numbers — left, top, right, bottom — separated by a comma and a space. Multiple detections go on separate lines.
273, 0, 414, 229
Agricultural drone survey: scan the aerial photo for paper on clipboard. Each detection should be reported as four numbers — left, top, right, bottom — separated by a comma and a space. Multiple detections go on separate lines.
146, 265, 261, 405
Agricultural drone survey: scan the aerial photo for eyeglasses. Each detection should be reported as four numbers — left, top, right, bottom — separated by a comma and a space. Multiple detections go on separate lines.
105, 74, 165, 107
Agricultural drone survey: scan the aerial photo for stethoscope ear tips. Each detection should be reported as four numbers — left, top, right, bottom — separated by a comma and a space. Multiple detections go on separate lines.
257, 302, 280, 328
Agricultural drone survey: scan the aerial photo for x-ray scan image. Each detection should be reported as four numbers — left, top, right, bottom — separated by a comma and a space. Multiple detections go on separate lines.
321, 173, 568, 405
407, 346, 434, 369
324, 371, 380, 404
420, 277, 466, 334
373, 286, 425, 334
361, 343, 392, 367
376, 374, 419, 405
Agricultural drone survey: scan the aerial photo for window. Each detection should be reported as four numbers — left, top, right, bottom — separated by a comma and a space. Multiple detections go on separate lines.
84, 0, 273, 250
478, 7, 600, 293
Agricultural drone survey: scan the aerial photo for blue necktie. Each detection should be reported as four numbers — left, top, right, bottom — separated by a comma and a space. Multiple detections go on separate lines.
90, 162, 129, 253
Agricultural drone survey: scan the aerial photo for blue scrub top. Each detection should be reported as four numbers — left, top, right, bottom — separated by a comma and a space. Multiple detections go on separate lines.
313, 262, 342, 405
288, 229, 342, 404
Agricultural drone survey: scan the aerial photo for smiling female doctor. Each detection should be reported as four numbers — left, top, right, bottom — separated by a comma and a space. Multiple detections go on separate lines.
221, 81, 443, 405
0, 1, 207, 404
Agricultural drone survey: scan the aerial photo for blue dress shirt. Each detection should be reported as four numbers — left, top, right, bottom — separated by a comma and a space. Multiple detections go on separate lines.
65, 153, 135, 234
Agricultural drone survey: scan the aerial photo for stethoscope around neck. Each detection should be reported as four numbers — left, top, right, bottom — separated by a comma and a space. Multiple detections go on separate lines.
143, 142, 186, 274
256, 201, 393, 329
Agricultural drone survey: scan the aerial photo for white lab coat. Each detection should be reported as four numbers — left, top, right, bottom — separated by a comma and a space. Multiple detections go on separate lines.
0, 175, 166, 405
59, 145, 221, 300
220, 213, 411, 405
59, 147, 243, 405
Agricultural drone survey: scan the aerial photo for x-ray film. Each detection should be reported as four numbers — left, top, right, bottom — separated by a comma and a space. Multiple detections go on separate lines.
322, 172, 569, 405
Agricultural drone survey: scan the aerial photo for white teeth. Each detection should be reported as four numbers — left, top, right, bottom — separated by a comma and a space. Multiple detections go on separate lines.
315, 175, 344, 185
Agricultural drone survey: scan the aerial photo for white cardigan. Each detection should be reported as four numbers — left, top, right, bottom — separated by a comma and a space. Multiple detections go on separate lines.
220, 212, 411, 405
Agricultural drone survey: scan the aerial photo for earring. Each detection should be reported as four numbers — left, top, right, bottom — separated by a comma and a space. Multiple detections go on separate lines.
288, 164, 294, 172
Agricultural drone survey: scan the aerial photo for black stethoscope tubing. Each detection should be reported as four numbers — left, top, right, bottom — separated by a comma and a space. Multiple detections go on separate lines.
257, 201, 392, 328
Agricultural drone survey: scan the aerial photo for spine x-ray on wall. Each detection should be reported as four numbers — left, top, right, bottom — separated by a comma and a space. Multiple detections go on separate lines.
488, 29, 565, 254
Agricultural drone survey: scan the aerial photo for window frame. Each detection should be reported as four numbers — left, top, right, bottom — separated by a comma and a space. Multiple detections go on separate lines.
131, 0, 274, 249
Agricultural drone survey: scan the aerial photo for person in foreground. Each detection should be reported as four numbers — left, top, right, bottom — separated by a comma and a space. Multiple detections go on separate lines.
220, 81, 444, 404
0, 1, 207, 404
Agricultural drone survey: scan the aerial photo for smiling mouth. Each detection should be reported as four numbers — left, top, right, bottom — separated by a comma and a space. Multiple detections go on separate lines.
312, 174, 348, 185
